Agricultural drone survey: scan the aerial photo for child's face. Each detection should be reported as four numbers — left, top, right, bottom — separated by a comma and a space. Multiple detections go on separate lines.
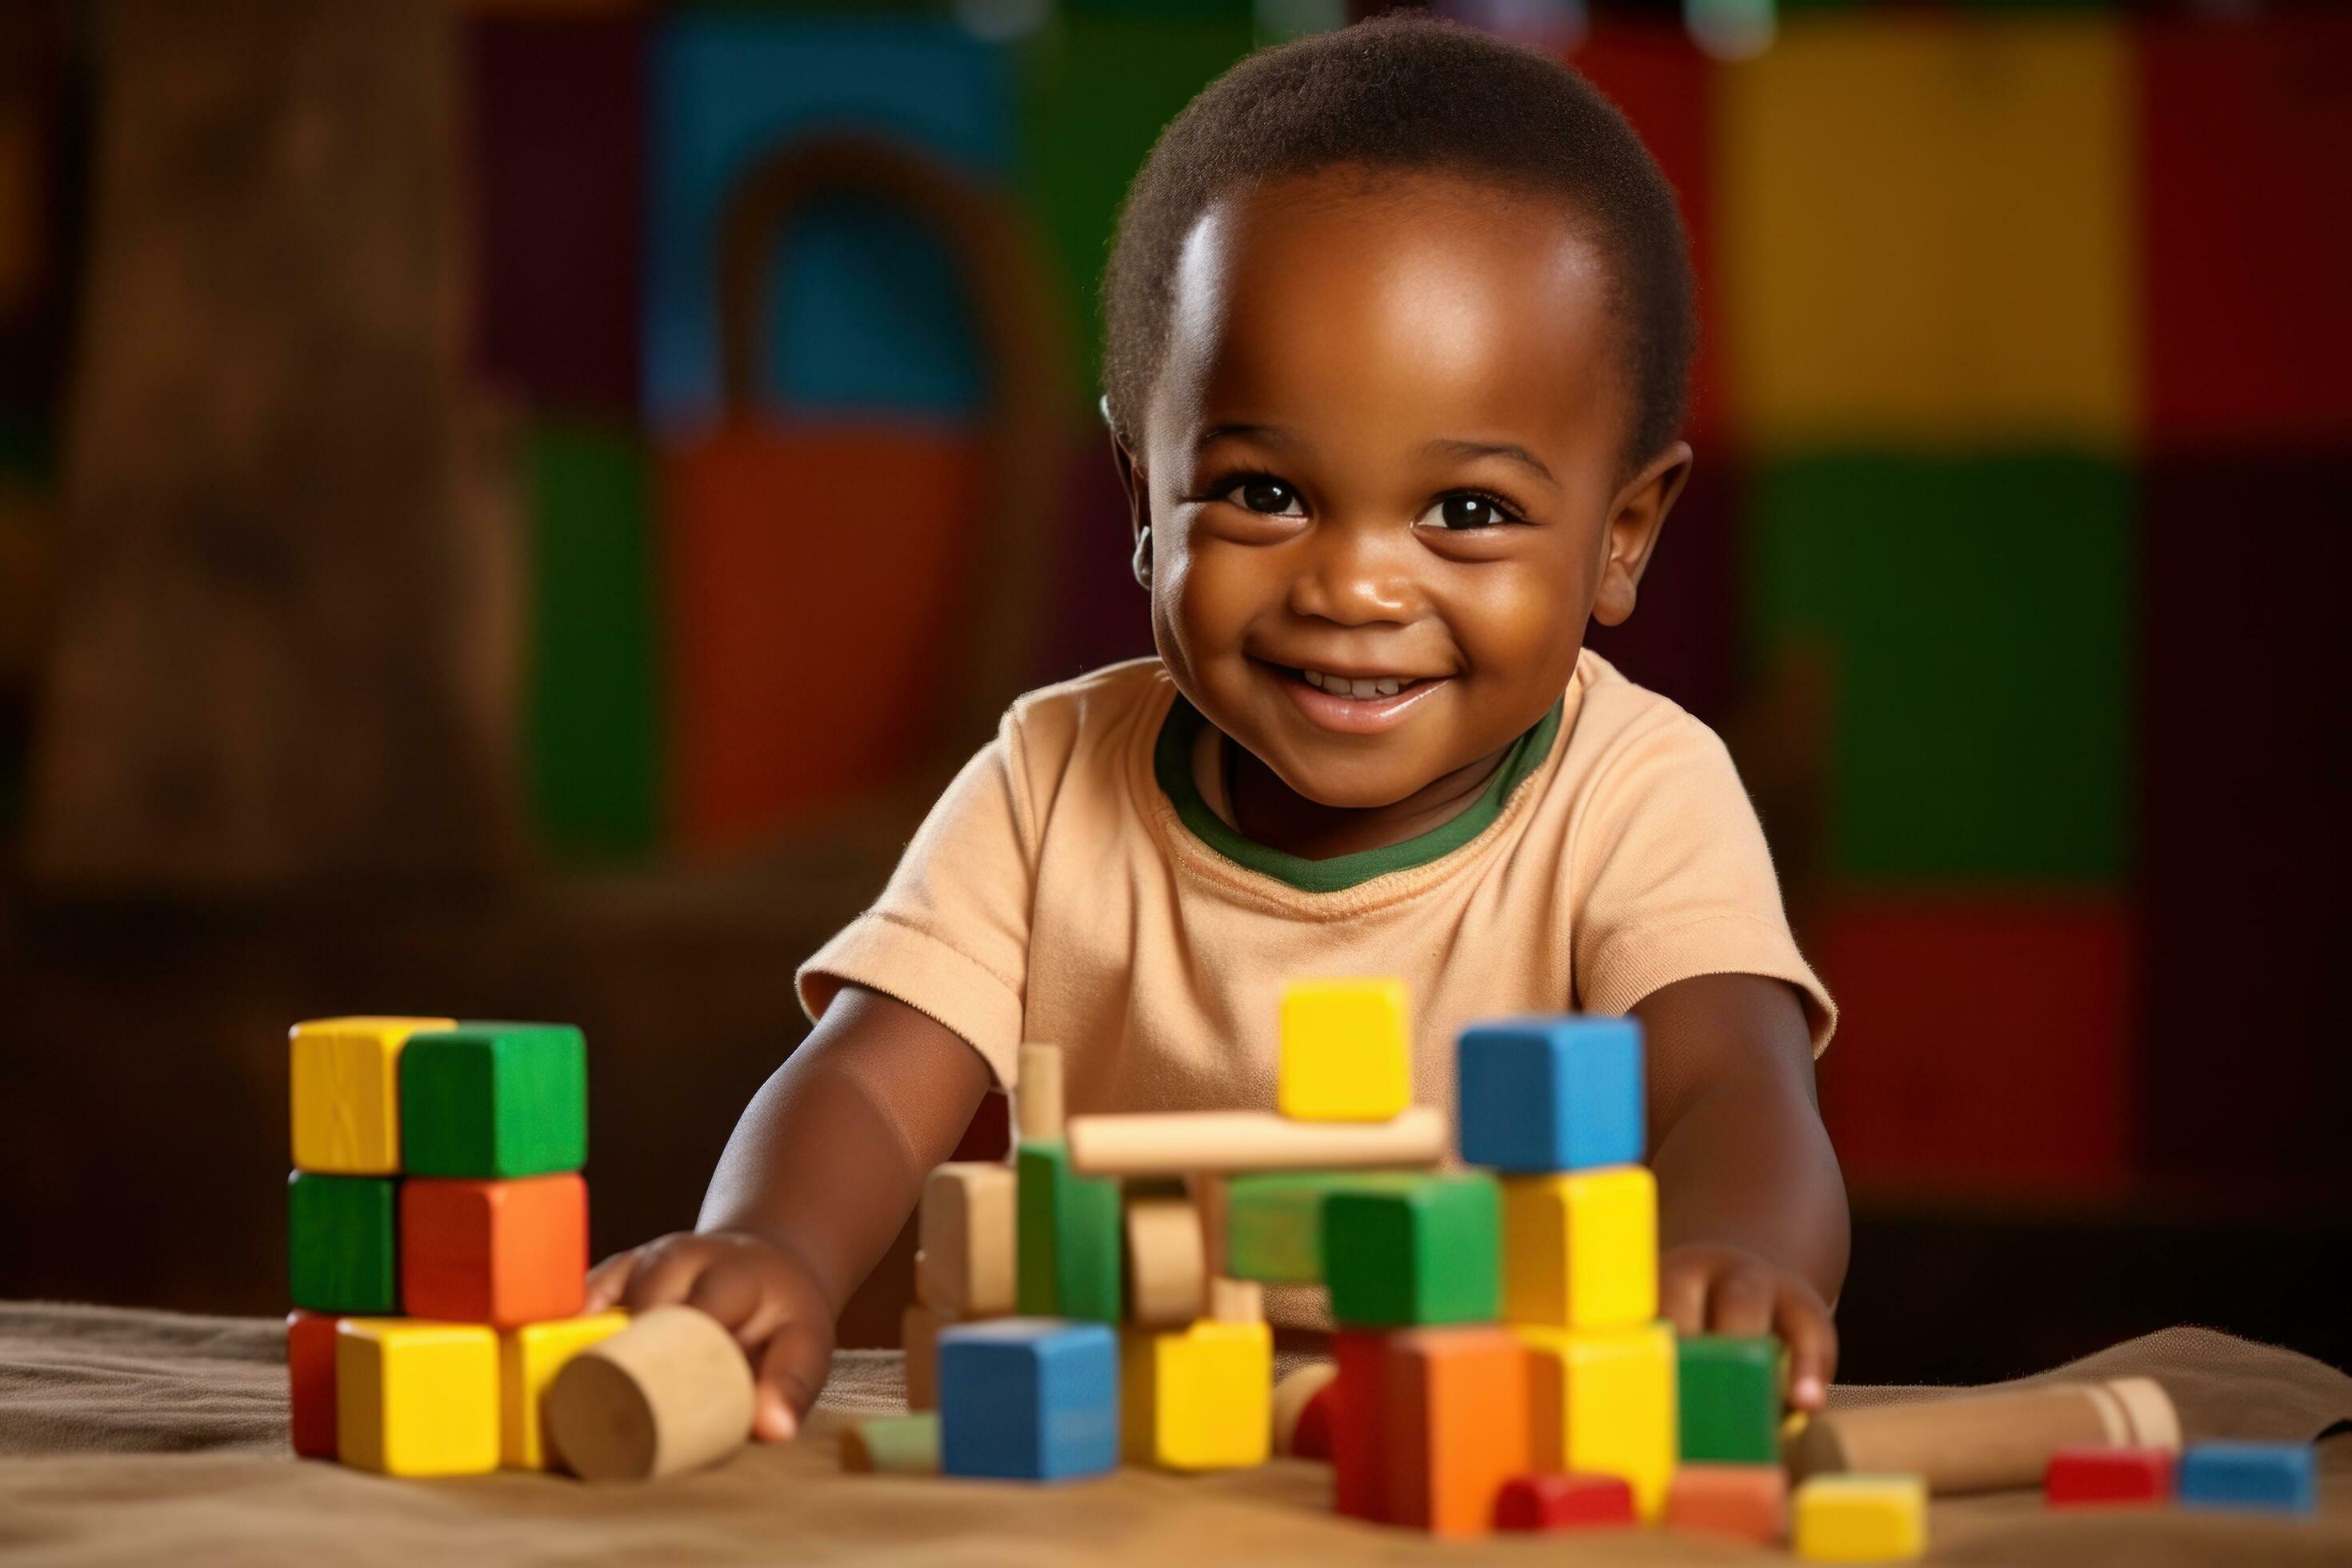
1121, 167, 1688, 810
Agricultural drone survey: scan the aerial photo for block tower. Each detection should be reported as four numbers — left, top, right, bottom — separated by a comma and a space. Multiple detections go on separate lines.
285, 1017, 621, 1476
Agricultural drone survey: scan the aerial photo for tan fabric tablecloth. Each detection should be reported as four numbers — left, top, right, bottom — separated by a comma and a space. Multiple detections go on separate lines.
2, 1302, 2346, 1565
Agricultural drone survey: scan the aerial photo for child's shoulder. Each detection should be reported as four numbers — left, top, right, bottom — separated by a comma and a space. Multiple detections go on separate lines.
994, 656, 1174, 771
1567, 649, 1719, 757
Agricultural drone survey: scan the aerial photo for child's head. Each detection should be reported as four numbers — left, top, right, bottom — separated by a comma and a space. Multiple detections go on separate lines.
1101, 15, 1697, 813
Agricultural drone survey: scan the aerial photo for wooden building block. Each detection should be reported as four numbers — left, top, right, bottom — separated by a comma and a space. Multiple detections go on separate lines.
1792, 1474, 1927, 1562
938, 1318, 1119, 1482
1271, 1362, 1335, 1458
1790, 1376, 2178, 1494
1277, 977, 1409, 1122
1669, 1464, 1788, 1543
500, 1310, 629, 1470
398, 1022, 588, 1178
335, 1318, 500, 1477
286, 1310, 342, 1459
1122, 1319, 1271, 1471
902, 1303, 949, 1411
841, 1411, 942, 1474
1383, 1326, 1531, 1538
1207, 1278, 1262, 1325
1122, 1193, 1206, 1328
286, 1173, 398, 1315
1522, 1322, 1677, 1520
917, 1162, 1016, 1318
1014, 1143, 1121, 1321
289, 1016, 454, 1174
402, 1173, 588, 1328
1494, 1472, 1635, 1530
545, 1305, 756, 1481
1331, 1330, 1390, 1520
2044, 1446, 2174, 1506
1678, 1335, 1782, 1462
1457, 1016, 1643, 1173
1501, 1166, 1656, 1330
1015, 1042, 1065, 1144
1066, 1107, 1446, 1177
2177, 1442, 2317, 1516
1223, 1171, 1420, 1284
1322, 1174, 1499, 1328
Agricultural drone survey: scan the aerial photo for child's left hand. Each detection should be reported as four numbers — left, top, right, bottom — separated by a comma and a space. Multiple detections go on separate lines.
1660, 1242, 1838, 1411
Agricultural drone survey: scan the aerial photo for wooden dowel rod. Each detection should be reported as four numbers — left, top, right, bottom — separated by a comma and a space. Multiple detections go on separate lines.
1066, 1107, 1446, 1176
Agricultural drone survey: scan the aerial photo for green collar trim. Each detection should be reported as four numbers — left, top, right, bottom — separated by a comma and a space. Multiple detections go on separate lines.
1153, 691, 1565, 894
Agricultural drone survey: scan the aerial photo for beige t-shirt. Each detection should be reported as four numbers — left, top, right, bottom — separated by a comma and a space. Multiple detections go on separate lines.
798, 651, 1834, 1118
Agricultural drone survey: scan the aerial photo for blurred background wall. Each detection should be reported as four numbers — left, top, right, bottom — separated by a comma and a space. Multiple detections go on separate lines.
1, 0, 2345, 1380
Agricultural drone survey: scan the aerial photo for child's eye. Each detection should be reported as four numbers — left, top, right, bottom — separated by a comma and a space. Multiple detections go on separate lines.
1218, 474, 1306, 516
1418, 492, 1523, 531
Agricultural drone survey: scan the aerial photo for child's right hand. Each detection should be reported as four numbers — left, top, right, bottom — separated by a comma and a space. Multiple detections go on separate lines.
582, 1229, 835, 1442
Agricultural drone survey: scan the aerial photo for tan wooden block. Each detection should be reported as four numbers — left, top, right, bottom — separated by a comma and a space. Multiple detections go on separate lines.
903, 1302, 950, 1412
1209, 1278, 1264, 1326
544, 1306, 754, 1481
1016, 1042, 1065, 1143
917, 1162, 1016, 1318
1123, 1194, 1207, 1329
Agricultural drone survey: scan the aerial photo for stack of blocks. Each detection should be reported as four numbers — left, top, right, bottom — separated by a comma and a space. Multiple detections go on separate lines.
285, 1017, 622, 1476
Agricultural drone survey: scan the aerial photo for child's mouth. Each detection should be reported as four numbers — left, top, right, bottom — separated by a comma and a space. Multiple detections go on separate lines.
1266, 662, 1448, 735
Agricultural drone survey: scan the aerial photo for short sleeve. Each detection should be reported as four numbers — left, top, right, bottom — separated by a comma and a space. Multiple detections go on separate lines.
1570, 713, 1836, 1054
795, 716, 1037, 1086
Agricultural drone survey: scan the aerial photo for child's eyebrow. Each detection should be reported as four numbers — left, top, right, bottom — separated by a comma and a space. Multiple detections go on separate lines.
1422, 437, 1559, 490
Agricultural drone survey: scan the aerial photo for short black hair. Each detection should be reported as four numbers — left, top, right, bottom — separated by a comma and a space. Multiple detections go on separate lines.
1102, 13, 1696, 473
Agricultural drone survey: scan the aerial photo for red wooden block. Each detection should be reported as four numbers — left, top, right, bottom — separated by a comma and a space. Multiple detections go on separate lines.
1292, 1379, 1335, 1462
1667, 1463, 1786, 1542
1331, 1330, 1390, 1521
2046, 1446, 2175, 1506
1384, 1327, 1532, 1538
400, 1174, 587, 1328
1495, 1472, 1636, 1532
286, 1309, 342, 1459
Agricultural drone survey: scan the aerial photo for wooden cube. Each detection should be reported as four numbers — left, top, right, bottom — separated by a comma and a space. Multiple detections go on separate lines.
1122, 1319, 1271, 1471
1669, 1463, 1788, 1543
842, 1411, 941, 1474
286, 1310, 342, 1458
938, 1319, 1118, 1482
399, 1022, 587, 1178
2045, 1446, 2174, 1506
1278, 978, 1410, 1122
1323, 1174, 1499, 1327
335, 1318, 499, 1476
499, 1310, 628, 1470
903, 1303, 948, 1411
401, 1173, 587, 1328
2177, 1442, 2316, 1516
1678, 1335, 1782, 1462
1494, 1472, 1635, 1530
1122, 1192, 1206, 1329
1331, 1330, 1391, 1519
287, 1173, 398, 1315
289, 1016, 453, 1174
1224, 1172, 1419, 1284
1793, 1474, 1927, 1562
1522, 1322, 1678, 1520
1014, 1143, 1121, 1321
1384, 1326, 1531, 1538
917, 1162, 1016, 1319
1501, 1167, 1656, 1330
1457, 1016, 1643, 1173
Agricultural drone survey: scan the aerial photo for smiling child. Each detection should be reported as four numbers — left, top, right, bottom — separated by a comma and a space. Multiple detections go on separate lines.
588, 14, 1848, 1441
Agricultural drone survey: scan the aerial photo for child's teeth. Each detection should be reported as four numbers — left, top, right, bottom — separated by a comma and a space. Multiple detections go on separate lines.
1348, 678, 1378, 698
1375, 678, 1400, 697
1302, 670, 1326, 690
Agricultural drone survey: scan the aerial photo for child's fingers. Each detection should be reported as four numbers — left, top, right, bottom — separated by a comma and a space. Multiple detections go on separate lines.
1704, 1265, 1777, 1338
616, 1236, 718, 1312
1776, 1286, 1838, 1412
1657, 1257, 1711, 1335
685, 1264, 768, 1336
750, 1321, 831, 1443
582, 1250, 642, 1314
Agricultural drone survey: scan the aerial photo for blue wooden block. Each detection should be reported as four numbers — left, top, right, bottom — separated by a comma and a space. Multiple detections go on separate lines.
2177, 1442, 2317, 1515
938, 1318, 1118, 1482
1457, 1015, 1644, 1173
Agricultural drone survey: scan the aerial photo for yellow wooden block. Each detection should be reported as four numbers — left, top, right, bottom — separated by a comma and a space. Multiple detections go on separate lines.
1501, 1166, 1656, 1330
1794, 1474, 1928, 1562
1522, 1321, 1677, 1520
499, 1310, 629, 1470
1121, 1320, 1272, 1471
289, 1016, 455, 1174
336, 1318, 500, 1476
1278, 978, 1410, 1122
1721, 15, 2136, 450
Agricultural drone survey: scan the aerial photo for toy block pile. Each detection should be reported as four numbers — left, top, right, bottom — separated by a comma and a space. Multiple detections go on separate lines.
285, 1017, 622, 1476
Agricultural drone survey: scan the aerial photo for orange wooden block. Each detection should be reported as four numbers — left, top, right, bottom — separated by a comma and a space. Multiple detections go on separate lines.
1332, 1330, 1391, 1520
1384, 1326, 1532, 1538
400, 1174, 586, 1328
286, 1309, 342, 1458
1669, 1463, 1788, 1544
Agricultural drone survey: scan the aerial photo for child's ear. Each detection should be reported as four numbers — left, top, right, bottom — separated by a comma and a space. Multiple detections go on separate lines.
1109, 424, 1151, 590
1592, 440, 1693, 628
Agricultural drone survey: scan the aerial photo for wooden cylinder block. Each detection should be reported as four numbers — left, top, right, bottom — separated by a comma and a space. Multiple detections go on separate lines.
1790, 1377, 2179, 1496
1124, 1196, 1207, 1329
1068, 1107, 1446, 1176
546, 1305, 755, 1481
1016, 1042, 1065, 1144
1271, 1362, 1338, 1457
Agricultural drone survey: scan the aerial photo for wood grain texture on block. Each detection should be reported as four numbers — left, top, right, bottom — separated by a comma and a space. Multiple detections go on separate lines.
1790, 1378, 2178, 1496
1123, 1195, 1206, 1329
544, 1305, 754, 1481
1067, 1106, 1446, 1176
1015, 1042, 1064, 1143
918, 1162, 1016, 1318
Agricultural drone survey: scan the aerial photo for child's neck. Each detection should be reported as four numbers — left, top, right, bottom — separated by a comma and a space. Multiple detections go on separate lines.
1224, 736, 1516, 862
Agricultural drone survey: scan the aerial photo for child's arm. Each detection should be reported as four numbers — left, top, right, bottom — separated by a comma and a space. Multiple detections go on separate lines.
1638, 971, 1849, 1410
583, 983, 990, 1440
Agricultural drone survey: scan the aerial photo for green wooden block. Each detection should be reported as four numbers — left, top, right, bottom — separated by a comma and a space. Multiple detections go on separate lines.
1015, 1142, 1122, 1322
398, 1022, 588, 1178
1678, 1335, 1782, 1463
1322, 1174, 1499, 1327
1224, 1171, 1423, 1284
1751, 454, 2132, 883
286, 1172, 398, 1314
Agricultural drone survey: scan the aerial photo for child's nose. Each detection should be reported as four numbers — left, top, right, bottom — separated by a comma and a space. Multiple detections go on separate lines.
1286, 517, 1418, 627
